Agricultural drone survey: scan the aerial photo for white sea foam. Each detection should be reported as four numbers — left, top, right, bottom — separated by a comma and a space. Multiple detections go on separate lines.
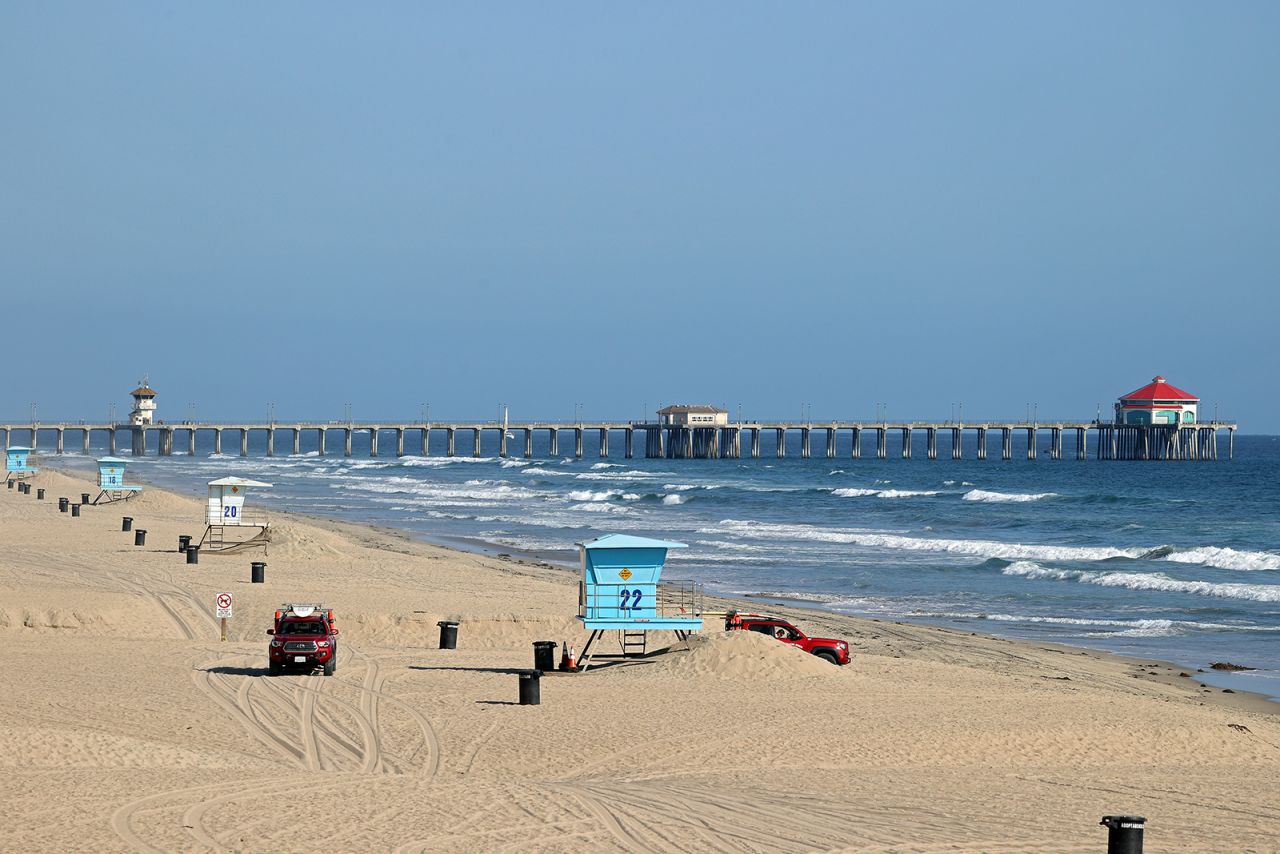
708, 520, 1144, 562
662, 494, 685, 505
400, 456, 495, 467
520, 467, 574, 477
567, 489, 622, 502
962, 489, 1057, 503
590, 462, 624, 470
744, 590, 862, 605
572, 502, 630, 514
342, 476, 538, 504
1163, 546, 1280, 572
1000, 561, 1280, 603
1088, 572, 1280, 602
917, 610, 1269, 638
828, 487, 939, 498
1001, 560, 1075, 580
574, 470, 660, 481
500, 459, 531, 468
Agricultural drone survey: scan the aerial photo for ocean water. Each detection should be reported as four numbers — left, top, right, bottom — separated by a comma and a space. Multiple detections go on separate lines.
55, 431, 1280, 699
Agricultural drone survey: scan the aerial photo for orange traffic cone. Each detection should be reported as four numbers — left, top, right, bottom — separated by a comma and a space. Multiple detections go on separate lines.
567, 642, 577, 672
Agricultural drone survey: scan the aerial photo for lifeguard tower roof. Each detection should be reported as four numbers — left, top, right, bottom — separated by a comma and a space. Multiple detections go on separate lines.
97, 456, 129, 464
576, 533, 688, 551
208, 476, 273, 488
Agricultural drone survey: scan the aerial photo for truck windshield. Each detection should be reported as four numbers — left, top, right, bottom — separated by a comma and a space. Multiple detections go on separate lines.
281, 621, 324, 634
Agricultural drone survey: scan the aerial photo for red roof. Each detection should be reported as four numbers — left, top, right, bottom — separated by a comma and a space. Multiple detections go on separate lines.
1119, 376, 1198, 402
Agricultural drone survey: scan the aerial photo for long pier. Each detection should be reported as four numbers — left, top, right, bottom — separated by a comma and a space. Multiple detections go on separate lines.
0, 420, 1237, 461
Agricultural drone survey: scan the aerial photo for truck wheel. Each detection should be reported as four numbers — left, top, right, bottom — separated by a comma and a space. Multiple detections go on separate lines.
814, 651, 838, 665
268, 660, 282, 677
323, 657, 335, 676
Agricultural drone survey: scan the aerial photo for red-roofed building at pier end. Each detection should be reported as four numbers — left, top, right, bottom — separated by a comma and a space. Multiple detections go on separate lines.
1115, 376, 1198, 426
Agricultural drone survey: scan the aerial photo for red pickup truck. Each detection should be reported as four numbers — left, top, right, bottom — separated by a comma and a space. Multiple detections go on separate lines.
726, 612, 851, 665
267, 604, 339, 676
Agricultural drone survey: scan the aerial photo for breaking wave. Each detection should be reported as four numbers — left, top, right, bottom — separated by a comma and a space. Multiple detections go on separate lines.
1000, 561, 1280, 603
829, 487, 939, 499
962, 489, 1057, 503
1162, 546, 1280, 572
708, 520, 1144, 562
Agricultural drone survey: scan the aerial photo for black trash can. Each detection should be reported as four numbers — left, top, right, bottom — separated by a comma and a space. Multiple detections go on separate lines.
81, 493, 90, 505
59, 497, 68, 512
6, 480, 12, 489
518, 669, 541, 705
178, 535, 191, 553
71, 503, 81, 517
134, 529, 146, 546
186, 545, 199, 565
18, 483, 26, 494
533, 641, 558, 673
437, 620, 459, 650
1100, 815, 1146, 854
251, 561, 266, 583
122, 516, 133, 531
37, 488, 44, 500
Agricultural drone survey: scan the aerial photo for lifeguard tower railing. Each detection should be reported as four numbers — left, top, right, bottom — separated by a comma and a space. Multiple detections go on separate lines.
579, 580, 704, 624
199, 477, 273, 554
201, 508, 271, 552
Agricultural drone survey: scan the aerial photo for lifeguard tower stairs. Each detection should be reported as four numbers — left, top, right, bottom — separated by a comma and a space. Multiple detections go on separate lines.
198, 477, 273, 554
576, 534, 704, 670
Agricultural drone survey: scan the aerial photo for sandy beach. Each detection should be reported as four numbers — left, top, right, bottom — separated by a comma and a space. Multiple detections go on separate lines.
2, 468, 1278, 853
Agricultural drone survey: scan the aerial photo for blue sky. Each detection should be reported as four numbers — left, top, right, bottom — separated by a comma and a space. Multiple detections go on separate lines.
2, 3, 1276, 427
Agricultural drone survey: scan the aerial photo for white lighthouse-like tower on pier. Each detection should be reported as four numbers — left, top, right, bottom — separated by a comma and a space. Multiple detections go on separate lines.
129, 377, 158, 426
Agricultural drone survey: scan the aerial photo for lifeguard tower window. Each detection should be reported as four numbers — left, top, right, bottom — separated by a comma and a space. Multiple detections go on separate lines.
575, 533, 704, 671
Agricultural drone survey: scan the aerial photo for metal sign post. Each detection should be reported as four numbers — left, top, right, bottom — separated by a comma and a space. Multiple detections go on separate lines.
215, 592, 233, 642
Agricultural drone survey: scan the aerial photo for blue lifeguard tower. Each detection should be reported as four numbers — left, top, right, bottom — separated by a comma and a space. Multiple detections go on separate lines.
92, 457, 143, 504
576, 533, 704, 670
5, 447, 37, 484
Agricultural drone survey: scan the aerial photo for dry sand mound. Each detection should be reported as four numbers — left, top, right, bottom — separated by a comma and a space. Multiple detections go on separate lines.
650, 629, 843, 679
264, 520, 350, 559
